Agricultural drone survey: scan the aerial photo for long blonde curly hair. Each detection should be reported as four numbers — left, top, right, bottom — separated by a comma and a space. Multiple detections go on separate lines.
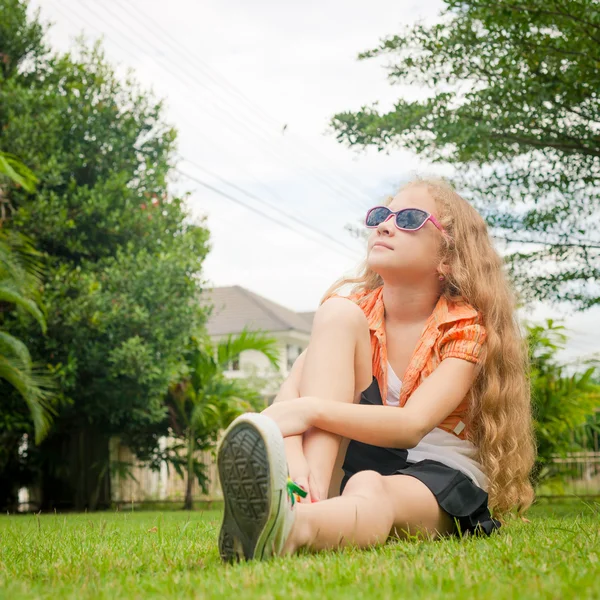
322, 176, 536, 516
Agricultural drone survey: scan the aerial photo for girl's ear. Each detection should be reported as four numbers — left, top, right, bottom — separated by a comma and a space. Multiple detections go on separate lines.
437, 263, 450, 279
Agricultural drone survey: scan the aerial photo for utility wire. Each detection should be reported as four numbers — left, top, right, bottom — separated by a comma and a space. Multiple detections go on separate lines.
50, 6, 600, 258
48, 1, 363, 261
176, 168, 363, 261
115, 0, 375, 204
179, 159, 362, 256
494, 235, 600, 250
74, 0, 371, 214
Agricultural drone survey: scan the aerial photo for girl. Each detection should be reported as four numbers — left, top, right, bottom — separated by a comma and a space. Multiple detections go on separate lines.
216, 177, 535, 562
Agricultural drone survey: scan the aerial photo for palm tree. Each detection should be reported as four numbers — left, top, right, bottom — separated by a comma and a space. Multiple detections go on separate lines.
167, 329, 280, 510
527, 319, 600, 485
0, 152, 54, 442
0, 151, 38, 225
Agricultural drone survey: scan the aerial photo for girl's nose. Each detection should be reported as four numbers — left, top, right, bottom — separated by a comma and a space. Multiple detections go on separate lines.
377, 215, 395, 235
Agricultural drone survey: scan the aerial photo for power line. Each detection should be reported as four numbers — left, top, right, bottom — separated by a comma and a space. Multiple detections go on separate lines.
178, 156, 299, 211
47, 1, 363, 261
72, 0, 371, 214
53, 5, 600, 258
179, 159, 362, 256
115, 0, 375, 204
49, 0, 359, 218
493, 234, 600, 250
176, 168, 362, 261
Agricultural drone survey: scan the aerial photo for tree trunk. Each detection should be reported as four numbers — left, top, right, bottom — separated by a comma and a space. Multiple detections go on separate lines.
39, 427, 111, 511
183, 430, 194, 510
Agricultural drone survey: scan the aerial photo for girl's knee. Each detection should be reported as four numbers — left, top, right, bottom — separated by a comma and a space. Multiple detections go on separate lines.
343, 470, 387, 499
343, 470, 395, 531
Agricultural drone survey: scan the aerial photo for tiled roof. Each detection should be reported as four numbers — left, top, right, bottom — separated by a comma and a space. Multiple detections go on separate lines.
298, 311, 316, 327
202, 286, 314, 336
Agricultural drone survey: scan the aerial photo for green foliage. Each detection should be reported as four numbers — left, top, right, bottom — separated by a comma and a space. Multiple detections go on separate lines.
0, 1, 210, 508
331, 0, 600, 309
164, 330, 279, 508
527, 319, 600, 484
0, 152, 38, 196
0, 0, 46, 80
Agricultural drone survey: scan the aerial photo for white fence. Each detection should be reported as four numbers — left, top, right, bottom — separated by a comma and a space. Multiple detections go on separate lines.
110, 437, 223, 506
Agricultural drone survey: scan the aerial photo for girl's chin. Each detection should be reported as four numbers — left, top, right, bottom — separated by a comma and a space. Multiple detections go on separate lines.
366, 259, 395, 277
367, 255, 395, 268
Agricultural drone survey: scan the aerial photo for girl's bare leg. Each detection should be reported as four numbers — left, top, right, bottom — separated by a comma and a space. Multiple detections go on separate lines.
296, 298, 373, 500
270, 298, 372, 500
283, 471, 455, 554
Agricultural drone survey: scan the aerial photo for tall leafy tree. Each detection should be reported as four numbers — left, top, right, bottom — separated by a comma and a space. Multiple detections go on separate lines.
0, 0, 210, 510
331, 0, 600, 309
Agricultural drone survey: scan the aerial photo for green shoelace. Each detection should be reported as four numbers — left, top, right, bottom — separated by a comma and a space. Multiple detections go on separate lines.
286, 477, 308, 506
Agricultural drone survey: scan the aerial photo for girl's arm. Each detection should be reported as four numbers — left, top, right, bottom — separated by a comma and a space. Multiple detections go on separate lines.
312, 357, 478, 448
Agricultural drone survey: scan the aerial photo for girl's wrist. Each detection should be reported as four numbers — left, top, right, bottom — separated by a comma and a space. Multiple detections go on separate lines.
308, 396, 325, 430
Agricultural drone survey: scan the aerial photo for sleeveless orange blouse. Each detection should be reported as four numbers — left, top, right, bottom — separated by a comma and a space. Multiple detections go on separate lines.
330, 286, 487, 440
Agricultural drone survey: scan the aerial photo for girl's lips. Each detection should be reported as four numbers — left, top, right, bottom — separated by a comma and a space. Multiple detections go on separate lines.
372, 242, 393, 250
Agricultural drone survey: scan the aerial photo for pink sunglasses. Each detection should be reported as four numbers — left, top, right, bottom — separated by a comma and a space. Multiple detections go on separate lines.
365, 206, 447, 234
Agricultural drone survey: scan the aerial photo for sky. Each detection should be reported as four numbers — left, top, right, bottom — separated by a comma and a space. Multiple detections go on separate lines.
31, 0, 599, 364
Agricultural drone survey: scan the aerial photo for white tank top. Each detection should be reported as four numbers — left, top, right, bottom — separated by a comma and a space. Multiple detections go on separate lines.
386, 361, 488, 490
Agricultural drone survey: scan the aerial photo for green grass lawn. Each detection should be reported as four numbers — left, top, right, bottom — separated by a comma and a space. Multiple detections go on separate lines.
0, 499, 598, 599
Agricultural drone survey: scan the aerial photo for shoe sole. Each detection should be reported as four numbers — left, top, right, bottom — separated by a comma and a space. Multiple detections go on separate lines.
217, 413, 288, 562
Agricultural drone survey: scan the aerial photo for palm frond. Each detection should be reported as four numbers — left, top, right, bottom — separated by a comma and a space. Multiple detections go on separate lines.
0, 230, 45, 283
0, 283, 46, 332
0, 152, 38, 193
0, 358, 56, 443
189, 346, 218, 391
0, 331, 32, 368
216, 328, 280, 370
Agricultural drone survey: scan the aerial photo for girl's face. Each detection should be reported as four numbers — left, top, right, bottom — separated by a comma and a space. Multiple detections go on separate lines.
366, 185, 443, 284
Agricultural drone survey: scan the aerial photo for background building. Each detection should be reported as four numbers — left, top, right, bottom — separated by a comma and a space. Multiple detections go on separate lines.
203, 285, 315, 402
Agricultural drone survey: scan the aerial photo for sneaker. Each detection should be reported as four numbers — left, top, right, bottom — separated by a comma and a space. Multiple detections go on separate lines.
217, 412, 306, 562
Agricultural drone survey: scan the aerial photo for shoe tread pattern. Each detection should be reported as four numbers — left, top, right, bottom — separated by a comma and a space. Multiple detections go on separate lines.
218, 423, 270, 561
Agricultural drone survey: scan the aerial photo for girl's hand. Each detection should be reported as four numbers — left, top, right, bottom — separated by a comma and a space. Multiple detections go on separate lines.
261, 396, 320, 438
286, 448, 320, 504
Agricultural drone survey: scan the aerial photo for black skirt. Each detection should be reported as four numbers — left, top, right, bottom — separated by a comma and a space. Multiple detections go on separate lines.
340, 377, 501, 537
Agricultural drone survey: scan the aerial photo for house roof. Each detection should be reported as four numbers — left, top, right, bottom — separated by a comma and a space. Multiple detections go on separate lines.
202, 285, 314, 336
298, 311, 316, 327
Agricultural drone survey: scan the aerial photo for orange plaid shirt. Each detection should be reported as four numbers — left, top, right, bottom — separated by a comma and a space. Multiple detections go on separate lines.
332, 286, 487, 440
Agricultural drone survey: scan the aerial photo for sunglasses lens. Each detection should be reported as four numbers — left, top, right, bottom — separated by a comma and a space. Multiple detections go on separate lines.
396, 209, 428, 230
366, 207, 392, 227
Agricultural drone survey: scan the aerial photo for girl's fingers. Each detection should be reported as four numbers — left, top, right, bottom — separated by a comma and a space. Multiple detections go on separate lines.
308, 472, 321, 503
294, 476, 312, 504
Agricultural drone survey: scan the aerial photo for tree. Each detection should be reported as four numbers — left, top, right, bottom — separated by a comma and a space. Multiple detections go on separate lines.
527, 319, 600, 486
0, 1, 210, 510
166, 330, 279, 510
331, 0, 600, 310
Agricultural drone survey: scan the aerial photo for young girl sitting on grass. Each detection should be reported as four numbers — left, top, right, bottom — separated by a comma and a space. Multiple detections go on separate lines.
216, 177, 535, 562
